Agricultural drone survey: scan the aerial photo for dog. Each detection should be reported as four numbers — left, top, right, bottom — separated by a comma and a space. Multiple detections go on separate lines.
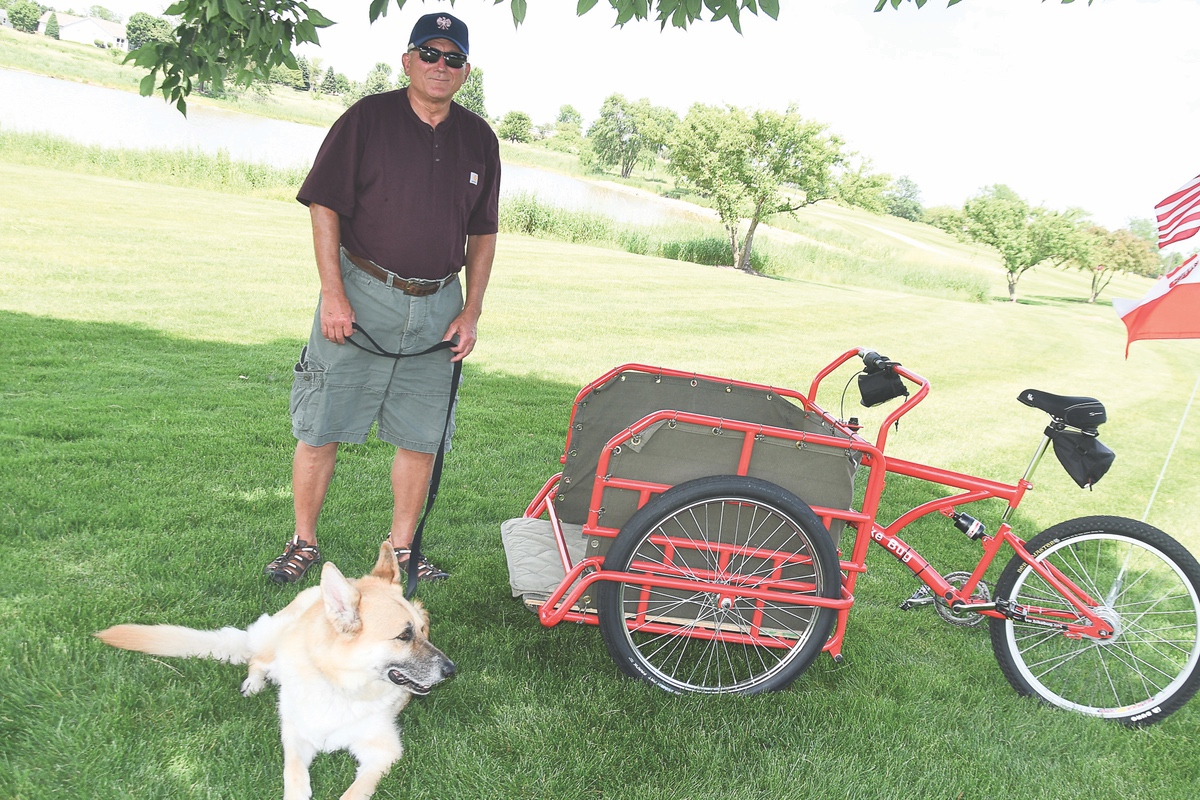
96, 542, 456, 800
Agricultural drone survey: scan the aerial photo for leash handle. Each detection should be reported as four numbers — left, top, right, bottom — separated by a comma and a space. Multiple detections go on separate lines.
345, 322, 458, 598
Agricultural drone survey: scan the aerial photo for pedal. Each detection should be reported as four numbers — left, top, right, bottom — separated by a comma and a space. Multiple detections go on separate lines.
900, 585, 934, 611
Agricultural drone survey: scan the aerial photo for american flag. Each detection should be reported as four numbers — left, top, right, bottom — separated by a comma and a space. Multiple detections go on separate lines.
1156, 173, 1200, 248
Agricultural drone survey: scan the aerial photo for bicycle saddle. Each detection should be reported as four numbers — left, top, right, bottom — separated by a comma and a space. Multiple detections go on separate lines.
1018, 389, 1106, 429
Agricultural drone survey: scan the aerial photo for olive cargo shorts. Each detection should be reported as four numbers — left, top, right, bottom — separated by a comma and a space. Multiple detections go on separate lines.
290, 251, 462, 453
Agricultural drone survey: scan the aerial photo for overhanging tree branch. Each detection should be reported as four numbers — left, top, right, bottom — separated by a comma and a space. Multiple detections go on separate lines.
129, 0, 780, 113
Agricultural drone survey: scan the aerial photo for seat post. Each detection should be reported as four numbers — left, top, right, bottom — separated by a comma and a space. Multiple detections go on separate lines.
1003, 431, 1055, 522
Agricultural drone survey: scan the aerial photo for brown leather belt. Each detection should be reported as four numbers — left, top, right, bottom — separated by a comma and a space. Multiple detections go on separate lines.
342, 248, 457, 296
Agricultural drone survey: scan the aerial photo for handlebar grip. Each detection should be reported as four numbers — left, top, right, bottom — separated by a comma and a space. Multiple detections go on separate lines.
861, 350, 888, 374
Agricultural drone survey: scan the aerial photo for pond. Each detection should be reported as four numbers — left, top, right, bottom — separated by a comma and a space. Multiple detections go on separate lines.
0, 69, 705, 226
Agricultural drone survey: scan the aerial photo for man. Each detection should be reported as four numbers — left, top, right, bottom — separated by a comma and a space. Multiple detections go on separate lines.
264, 12, 500, 584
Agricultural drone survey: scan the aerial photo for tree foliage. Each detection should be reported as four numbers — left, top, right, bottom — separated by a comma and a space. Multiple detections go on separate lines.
319, 66, 339, 94
961, 185, 1087, 302
44, 11, 59, 38
669, 103, 844, 272
586, 94, 676, 179
875, 0, 1093, 9
498, 110, 533, 143
884, 176, 923, 222
127, 12, 175, 51
456, 67, 487, 119
1076, 224, 1162, 303
125, 0, 778, 114
7, 0, 41, 33
557, 104, 583, 128
835, 158, 890, 215
88, 5, 121, 22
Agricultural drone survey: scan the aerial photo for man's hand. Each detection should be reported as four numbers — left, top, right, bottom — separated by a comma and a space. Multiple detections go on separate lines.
320, 290, 356, 344
442, 309, 479, 362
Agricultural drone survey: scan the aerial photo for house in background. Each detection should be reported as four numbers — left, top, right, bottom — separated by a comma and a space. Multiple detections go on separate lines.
37, 12, 127, 50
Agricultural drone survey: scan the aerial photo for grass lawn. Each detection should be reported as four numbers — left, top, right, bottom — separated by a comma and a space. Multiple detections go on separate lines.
3, 158, 1200, 798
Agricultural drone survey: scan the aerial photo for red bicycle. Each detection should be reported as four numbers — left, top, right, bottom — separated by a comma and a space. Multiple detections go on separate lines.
501, 348, 1200, 725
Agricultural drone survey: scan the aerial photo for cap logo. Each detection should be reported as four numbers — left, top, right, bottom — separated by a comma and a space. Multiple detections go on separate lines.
436, 16, 452, 29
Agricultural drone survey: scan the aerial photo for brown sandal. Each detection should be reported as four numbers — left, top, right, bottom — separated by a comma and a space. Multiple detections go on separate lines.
392, 547, 449, 582
264, 536, 320, 584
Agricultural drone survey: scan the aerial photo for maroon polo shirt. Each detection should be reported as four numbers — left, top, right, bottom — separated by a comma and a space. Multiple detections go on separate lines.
297, 88, 501, 281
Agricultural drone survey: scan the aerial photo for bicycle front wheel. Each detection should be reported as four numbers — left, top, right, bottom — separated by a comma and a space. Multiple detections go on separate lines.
596, 476, 842, 695
990, 516, 1200, 725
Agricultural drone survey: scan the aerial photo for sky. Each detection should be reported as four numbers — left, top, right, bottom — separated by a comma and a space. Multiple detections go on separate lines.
98, 0, 1199, 232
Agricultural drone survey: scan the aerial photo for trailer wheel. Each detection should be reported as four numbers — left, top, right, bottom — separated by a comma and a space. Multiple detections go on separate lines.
596, 475, 841, 695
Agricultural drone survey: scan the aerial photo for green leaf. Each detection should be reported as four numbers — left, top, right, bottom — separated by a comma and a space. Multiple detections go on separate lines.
304, 7, 335, 27
138, 72, 157, 96
368, 0, 390, 22
759, 0, 779, 19
226, 0, 246, 25
511, 0, 527, 24
577, 0, 599, 14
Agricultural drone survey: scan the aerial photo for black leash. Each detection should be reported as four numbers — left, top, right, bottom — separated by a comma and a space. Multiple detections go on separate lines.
347, 322, 461, 598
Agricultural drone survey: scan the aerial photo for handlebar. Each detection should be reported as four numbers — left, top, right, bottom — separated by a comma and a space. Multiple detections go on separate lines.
806, 347, 933, 454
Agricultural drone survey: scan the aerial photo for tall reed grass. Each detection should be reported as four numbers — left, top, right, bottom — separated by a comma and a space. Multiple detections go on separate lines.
0, 129, 307, 201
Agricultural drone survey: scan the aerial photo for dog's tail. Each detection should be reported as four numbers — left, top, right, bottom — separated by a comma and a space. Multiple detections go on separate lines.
96, 624, 253, 664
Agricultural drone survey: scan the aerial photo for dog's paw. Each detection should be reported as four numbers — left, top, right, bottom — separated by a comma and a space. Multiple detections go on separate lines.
240, 674, 267, 697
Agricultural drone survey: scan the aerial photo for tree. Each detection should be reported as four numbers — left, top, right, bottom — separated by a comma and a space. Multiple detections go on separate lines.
877, 0, 1092, 9
835, 158, 890, 215
557, 105, 583, 128
960, 185, 1086, 302
88, 5, 121, 22
883, 176, 923, 222
296, 55, 312, 90
587, 94, 641, 178
126, 0, 779, 115
44, 11, 59, 38
456, 67, 486, 119
7, 0, 40, 33
498, 111, 533, 143
126, 12, 174, 51
362, 62, 393, 95
925, 205, 966, 238
586, 94, 674, 179
320, 67, 339, 95
669, 103, 845, 273
1077, 224, 1161, 303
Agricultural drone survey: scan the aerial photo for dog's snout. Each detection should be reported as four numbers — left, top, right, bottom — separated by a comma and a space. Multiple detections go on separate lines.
440, 657, 456, 680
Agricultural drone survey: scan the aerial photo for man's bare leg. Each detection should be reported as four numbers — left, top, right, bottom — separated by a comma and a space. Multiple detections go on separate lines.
386, 448, 448, 580
386, 448, 436, 550
294, 440, 339, 547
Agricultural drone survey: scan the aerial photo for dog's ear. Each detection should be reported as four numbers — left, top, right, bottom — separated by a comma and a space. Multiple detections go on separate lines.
320, 562, 363, 635
371, 541, 401, 585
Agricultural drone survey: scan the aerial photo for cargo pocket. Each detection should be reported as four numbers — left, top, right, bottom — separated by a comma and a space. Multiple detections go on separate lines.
289, 345, 327, 433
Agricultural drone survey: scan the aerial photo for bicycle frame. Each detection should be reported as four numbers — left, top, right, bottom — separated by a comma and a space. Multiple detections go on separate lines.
526, 348, 1115, 660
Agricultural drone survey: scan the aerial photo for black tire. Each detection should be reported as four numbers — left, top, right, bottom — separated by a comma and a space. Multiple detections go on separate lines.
990, 516, 1200, 725
596, 475, 842, 695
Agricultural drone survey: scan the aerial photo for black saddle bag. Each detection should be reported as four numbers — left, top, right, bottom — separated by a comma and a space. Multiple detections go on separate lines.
1048, 427, 1115, 489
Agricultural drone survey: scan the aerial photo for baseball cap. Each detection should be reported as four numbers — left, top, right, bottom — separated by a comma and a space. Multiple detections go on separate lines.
409, 12, 469, 56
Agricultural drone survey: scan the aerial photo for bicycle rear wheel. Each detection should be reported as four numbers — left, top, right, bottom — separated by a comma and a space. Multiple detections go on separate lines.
990, 516, 1200, 725
596, 475, 842, 695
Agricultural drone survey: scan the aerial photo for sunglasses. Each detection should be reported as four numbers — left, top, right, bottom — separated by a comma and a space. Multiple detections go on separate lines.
412, 45, 468, 69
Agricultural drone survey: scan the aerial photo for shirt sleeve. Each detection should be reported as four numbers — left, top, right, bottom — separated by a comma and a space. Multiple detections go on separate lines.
466, 126, 501, 236
296, 102, 364, 218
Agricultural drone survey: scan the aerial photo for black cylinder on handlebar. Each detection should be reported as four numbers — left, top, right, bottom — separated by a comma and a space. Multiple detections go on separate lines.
862, 351, 889, 374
